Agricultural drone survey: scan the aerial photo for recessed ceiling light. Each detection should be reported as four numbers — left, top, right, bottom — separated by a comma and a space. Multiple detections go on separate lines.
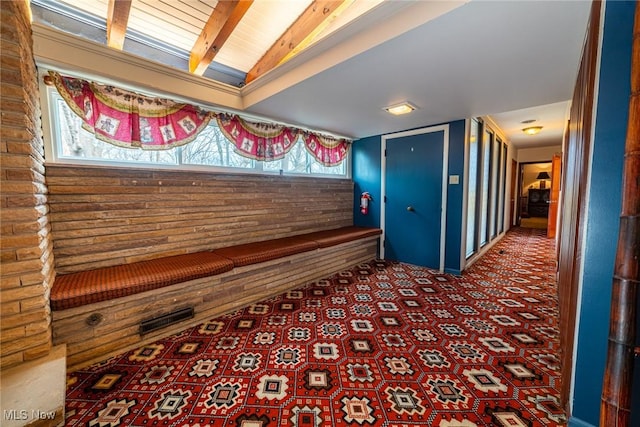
384, 102, 416, 116
522, 126, 543, 135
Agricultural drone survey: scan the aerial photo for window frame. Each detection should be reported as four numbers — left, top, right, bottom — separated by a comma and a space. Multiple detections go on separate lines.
465, 118, 480, 258
489, 134, 501, 239
464, 118, 510, 263
479, 126, 492, 247
41, 80, 350, 180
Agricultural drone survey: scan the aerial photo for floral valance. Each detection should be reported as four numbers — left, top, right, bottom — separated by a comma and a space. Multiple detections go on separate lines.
216, 115, 350, 165
216, 113, 299, 161
48, 71, 211, 149
49, 72, 351, 165
303, 133, 350, 166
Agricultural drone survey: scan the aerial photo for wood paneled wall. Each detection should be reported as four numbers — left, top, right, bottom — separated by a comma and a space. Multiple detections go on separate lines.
47, 165, 354, 274
0, 0, 55, 370
557, 0, 601, 412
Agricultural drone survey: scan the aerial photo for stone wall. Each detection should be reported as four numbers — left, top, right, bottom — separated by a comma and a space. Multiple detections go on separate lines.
47, 165, 353, 274
1, 0, 55, 370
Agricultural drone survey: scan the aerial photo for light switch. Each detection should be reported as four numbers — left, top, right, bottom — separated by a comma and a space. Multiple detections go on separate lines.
449, 175, 460, 185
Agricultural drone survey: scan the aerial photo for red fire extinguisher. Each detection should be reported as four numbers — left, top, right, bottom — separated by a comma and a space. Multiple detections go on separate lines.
360, 192, 372, 215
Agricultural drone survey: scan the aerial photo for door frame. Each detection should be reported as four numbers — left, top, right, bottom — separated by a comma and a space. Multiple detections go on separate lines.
547, 153, 562, 238
509, 158, 518, 229
380, 124, 450, 271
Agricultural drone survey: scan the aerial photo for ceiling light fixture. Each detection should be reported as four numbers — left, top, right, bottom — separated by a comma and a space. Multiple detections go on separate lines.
522, 126, 543, 135
384, 102, 416, 116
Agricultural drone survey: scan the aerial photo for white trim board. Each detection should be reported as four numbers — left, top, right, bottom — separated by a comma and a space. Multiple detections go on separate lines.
460, 119, 471, 271
380, 124, 450, 272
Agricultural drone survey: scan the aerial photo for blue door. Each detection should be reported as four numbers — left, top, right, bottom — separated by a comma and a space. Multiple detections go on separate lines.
384, 129, 446, 269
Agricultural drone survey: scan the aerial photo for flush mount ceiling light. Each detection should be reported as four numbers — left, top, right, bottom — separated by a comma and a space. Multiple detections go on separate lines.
384, 102, 416, 116
522, 126, 543, 135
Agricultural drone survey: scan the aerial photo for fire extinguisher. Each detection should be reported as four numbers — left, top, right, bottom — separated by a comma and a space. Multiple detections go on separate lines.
360, 192, 372, 215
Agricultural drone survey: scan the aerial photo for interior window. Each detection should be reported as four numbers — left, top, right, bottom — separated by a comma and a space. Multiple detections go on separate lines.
479, 128, 492, 246
465, 119, 479, 258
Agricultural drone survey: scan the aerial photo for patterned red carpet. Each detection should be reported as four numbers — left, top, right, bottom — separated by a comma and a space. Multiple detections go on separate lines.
65, 227, 564, 426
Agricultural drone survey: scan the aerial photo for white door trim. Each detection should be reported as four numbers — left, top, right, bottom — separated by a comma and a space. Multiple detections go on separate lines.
381, 124, 450, 272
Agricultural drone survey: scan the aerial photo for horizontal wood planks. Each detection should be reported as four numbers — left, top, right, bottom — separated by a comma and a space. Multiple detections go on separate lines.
1, 0, 55, 369
46, 165, 353, 273
53, 237, 379, 371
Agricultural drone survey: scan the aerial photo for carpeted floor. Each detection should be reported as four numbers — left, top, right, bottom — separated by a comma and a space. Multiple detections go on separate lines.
65, 227, 563, 426
520, 217, 549, 230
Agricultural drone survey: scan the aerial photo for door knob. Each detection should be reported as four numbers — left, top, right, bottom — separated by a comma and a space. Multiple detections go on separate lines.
407, 206, 415, 212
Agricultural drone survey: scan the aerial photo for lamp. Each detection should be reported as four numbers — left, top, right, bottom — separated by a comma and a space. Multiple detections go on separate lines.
522, 126, 543, 135
536, 171, 551, 189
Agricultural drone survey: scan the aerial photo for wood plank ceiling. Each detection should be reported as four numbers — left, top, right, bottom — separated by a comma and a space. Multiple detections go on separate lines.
54, 0, 376, 85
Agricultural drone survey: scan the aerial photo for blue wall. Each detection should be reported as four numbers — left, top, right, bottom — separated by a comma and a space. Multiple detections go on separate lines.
352, 135, 382, 230
444, 120, 465, 274
570, 1, 635, 426
352, 120, 466, 274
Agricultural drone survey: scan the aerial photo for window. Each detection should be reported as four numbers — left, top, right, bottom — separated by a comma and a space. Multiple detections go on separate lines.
490, 135, 500, 239
46, 87, 347, 178
479, 128, 491, 246
52, 94, 178, 164
465, 118, 509, 261
498, 142, 507, 233
465, 119, 479, 258
262, 142, 346, 176
182, 125, 254, 169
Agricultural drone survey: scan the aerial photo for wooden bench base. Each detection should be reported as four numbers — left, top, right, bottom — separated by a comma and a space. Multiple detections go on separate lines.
53, 236, 379, 371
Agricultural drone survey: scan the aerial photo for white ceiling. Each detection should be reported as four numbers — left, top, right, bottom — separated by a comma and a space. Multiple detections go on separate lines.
491, 101, 569, 149
31, 0, 592, 149
242, 0, 591, 146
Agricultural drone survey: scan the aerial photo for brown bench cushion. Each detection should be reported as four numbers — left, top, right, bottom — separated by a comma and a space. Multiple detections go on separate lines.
300, 226, 382, 248
213, 236, 318, 267
51, 227, 382, 311
51, 252, 234, 311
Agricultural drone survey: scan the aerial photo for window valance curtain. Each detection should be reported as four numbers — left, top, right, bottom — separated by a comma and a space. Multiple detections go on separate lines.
49, 71, 351, 165
216, 113, 299, 161
303, 133, 350, 166
48, 71, 211, 149
216, 114, 350, 165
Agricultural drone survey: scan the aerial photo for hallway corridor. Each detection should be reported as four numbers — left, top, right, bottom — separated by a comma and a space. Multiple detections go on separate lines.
64, 228, 563, 426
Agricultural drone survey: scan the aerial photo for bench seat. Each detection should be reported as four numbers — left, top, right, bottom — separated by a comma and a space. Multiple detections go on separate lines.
51, 252, 234, 311
51, 227, 382, 312
51, 226, 382, 311
300, 226, 382, 248
213, 236, 319, 267
51, 227, 382, 370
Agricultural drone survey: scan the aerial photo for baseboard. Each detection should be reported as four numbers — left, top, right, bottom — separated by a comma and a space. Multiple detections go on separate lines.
444, 268, 462, 276
463, 231, 506, 271
568, 416, 596, 427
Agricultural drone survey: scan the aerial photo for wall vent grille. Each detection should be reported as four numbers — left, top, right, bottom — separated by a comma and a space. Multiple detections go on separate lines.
140, 307, 194, 335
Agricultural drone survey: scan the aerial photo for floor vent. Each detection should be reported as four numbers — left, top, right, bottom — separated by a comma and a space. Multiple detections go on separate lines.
140, 307, 194, 335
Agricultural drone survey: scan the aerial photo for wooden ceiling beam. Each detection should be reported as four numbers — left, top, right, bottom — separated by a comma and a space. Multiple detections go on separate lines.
106, 0, 132, 50
189, 0, 254, 76
245, 0, 349, 84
